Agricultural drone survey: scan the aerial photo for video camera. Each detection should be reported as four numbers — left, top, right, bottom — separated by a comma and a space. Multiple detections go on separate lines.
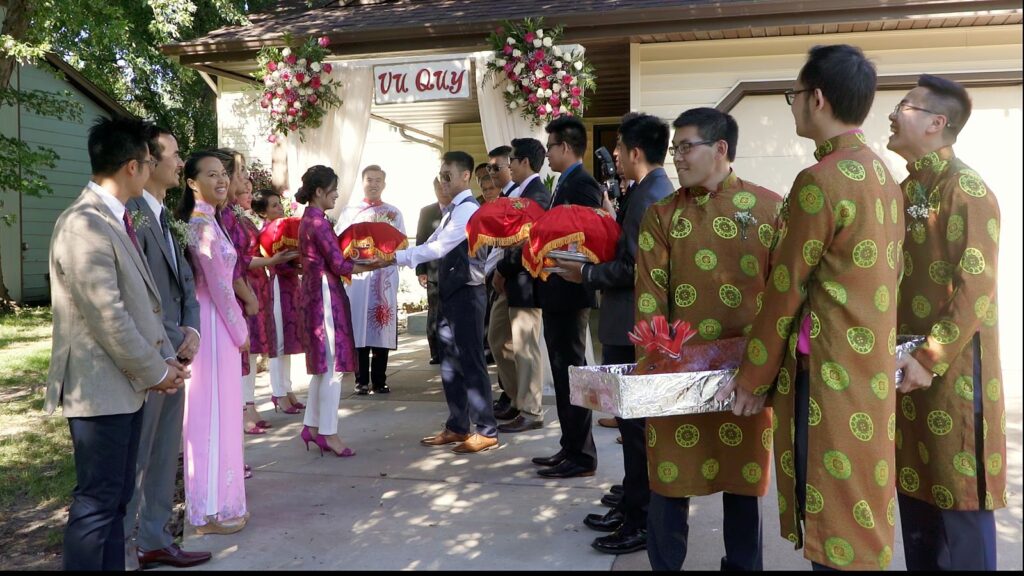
594, 146, 622, 200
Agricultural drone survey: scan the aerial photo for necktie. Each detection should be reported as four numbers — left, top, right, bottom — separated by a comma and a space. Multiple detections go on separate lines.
122, 211, 142, 255
159, 209, 178, 276
440, 203, 456, 229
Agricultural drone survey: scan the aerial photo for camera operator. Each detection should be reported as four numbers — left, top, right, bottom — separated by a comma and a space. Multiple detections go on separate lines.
554, 112, 674, 554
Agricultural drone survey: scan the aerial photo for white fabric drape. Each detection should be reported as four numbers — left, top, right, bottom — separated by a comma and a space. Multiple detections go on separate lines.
288, 64, 373, 220
474, 53, 548, 154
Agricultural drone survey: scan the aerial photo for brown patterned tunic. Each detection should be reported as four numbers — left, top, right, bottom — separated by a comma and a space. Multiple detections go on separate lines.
733, 130, 904, 570
635, 172, 781, 499
895, 146, 1006, 512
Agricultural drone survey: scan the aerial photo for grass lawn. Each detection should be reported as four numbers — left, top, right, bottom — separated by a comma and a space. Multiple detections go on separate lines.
0, 307, 69, 570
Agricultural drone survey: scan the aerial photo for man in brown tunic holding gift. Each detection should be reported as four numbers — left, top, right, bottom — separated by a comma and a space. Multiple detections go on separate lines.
634, 107, 781, 570
888, 74, 1005, 571
720, 44, 904, 570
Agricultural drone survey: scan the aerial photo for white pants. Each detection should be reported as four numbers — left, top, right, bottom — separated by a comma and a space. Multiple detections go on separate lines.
269, 276, 294, 398
303, 276, 342, 436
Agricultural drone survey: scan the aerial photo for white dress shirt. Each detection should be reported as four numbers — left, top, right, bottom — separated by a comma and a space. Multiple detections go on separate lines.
396, 189, 478, 271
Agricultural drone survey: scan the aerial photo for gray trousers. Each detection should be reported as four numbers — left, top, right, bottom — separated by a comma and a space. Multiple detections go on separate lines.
124, 390, 184, 555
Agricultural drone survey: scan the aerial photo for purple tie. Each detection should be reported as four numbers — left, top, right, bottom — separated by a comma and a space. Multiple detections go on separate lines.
122, 211, 142, 255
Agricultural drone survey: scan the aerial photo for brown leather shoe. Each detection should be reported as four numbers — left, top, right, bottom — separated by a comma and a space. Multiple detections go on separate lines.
451, 433, 499, 454
498, 415, 544, 433
138, 544, 212, 568
597, 417, 618, 428
420, 428, 469, 446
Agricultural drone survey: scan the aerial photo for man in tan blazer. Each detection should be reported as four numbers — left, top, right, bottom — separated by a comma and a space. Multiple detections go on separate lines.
45, 116, 189, 571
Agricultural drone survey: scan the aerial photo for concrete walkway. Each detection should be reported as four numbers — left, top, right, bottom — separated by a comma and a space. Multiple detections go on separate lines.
176, 333, 1023, 571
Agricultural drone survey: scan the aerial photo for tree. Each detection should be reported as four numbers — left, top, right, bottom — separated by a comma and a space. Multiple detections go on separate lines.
0, 0, 274, 310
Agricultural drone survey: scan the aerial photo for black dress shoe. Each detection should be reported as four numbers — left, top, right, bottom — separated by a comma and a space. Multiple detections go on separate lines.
485, 350, 495, 365
591, 527, 647, 555
355, 383, 369, 395
138, 544, 212, 569
601, 493, 623, 508
584, 508, 624, 532
537, 460, 596, 478
609, 484, 624, 495
497, 415, 543, 433
370, 384, 390, 394
429, 357, 440, 365
494, 406, 520, 421
531, 450, 567, 467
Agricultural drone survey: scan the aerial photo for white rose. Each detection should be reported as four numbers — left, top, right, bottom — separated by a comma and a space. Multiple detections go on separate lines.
509, 101, 517, 109
545, 88, 552, 97
297, 58, 306, 67
276, 87, 285, 95
506, 83, 515, 93
553, 46, 563, 57
559, 105, 568, 114
496, 58, 506, 67
536, 88, 545, 98
512, 49, 522, 58
555, 61, 563, 69
561, 90, 568, 98
574, 60, 583, 70
543, 37, 552, 47
282, 48, 292, 57
552, 83, 561, 92
533, 38, 542, 48
507, 37, 516, 45
311, 62, 321, 72
534, 69, 544, 79
517, 98, 525, 105
272, 70, 281, 79
556, 70, 566, 78
264, 77, 274, 86
293, 100, 302, 109
514, 62, 525, 74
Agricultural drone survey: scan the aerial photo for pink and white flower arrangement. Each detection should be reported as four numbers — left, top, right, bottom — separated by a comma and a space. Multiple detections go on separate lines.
253, 33, 342, 142
485, 18, 596, 126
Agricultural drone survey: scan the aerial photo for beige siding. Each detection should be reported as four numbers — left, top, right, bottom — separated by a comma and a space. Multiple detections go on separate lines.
217, 77, 275, 168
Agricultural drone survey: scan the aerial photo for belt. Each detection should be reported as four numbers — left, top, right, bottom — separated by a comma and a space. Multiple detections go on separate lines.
796, 353, 810, 374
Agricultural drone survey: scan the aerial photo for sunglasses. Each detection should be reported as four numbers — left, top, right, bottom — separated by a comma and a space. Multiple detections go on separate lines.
487, 163, 508, 172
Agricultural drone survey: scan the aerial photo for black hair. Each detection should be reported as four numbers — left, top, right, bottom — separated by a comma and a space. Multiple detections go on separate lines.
296, 165, 338, 204
88, 115, 153, 176
672, 107, 740, 162
917, 74, 972, 138
174, 151, 225, 222
474, 162, 490, 174
510, 138, 546, 172
798, 44, 877, 125
545, 115, 588, 157
619, 112, 669, 166
145, 124, 174, 161
488, 145, 512, 159
252, 188, 281, 216
443, 151, 475, 177
362, 164, 386, 178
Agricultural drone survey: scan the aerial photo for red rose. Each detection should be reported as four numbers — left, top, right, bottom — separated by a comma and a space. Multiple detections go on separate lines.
527, 94, 538, 104
267, 134, 278, 143
563, 75, 574, 84
503, 44, 513, 55
542, 65, 553, 76
503, 62, 514, 74
281, 72, 291, 82
532, 50, 544, 61
322, 63, 333, 74
538, 78, 550, 89
267, 61, 278, 72
286, 54, 297, 65
301, 110, 309, 118
318, 36, 330, 47
295, 72, 305, 83
525, 32, 536, 43
571, 86, 582, 97
571, 98, 581, 108
310, 76, 322, 89
308, 94, 318, 104
287, 108, 298, 116
260, 99, 270, 109
549, 95, 560, 106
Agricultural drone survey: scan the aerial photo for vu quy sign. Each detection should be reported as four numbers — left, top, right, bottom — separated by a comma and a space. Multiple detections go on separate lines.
373, 59, 471, 105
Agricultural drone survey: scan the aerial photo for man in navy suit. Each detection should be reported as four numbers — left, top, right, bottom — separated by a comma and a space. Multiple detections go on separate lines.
490, 138, 551, 433
531, 116, 603, 478
555, 113, 675, 554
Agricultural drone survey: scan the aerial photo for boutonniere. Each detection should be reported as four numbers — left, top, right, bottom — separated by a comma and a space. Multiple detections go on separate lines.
373, 210, 398, 224
244, 210, 263, 228
128, 209, 150, 231
166, 217, 198, 248
733, 209, 758, 240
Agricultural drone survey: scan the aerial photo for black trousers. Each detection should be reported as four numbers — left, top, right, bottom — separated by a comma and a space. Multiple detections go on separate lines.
64, 407, 145, 571
542, 307, 596, 469
794, 363, 840, 572
426, 279, 440, 360
646, 491, 763, 570
899, 493, 996, 570
356, 346, 390, 387
438, 284, 497, 437
603, 344, 648, 531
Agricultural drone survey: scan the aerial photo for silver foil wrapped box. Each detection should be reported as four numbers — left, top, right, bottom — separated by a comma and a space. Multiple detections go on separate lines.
568, 363, 736, 419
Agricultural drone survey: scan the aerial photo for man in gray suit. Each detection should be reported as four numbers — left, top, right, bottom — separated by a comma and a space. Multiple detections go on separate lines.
123, 126, 211, 570
46, 116, 190, 571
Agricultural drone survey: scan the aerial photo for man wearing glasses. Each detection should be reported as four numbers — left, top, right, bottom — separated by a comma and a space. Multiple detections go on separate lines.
888, 75, 1004, 571
392, 152, 499, 454
490, 138, 550, 433
531, 116, 604, 479
718, 44, 903, 570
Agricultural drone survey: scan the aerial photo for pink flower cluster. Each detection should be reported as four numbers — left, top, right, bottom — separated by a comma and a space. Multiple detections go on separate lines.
488, 22, 589, 125
258, 36, 336, 142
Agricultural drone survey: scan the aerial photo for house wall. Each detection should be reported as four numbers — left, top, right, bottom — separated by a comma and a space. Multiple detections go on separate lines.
0, 62, 112, 303
632, 25, 1023, 389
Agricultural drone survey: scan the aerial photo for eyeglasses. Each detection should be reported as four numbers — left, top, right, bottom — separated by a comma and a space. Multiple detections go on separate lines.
487, 163, 508, 172
438, 171, 452, 182
892, 102, 957, 129
509, 156, 522, 163
784, 88, 812, 106
669, 141, 715, 157
546, 141, 564, 151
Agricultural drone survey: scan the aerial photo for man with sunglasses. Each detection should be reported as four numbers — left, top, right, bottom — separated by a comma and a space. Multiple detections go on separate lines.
531, 116, 604, 479
485, 146, 520, 416
718, 44, 904, 570
887, 75, 1004, 571
393, 152, 499, 454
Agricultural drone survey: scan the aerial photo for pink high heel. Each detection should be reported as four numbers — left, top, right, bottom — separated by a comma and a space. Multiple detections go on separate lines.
272, 395, 301, 414
314, 434, 355, 458
292, 400, 306, 410
300, 426, 315, 451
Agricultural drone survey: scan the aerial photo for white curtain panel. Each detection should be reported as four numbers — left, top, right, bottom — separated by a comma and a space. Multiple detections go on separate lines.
288, 64, 373, 219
